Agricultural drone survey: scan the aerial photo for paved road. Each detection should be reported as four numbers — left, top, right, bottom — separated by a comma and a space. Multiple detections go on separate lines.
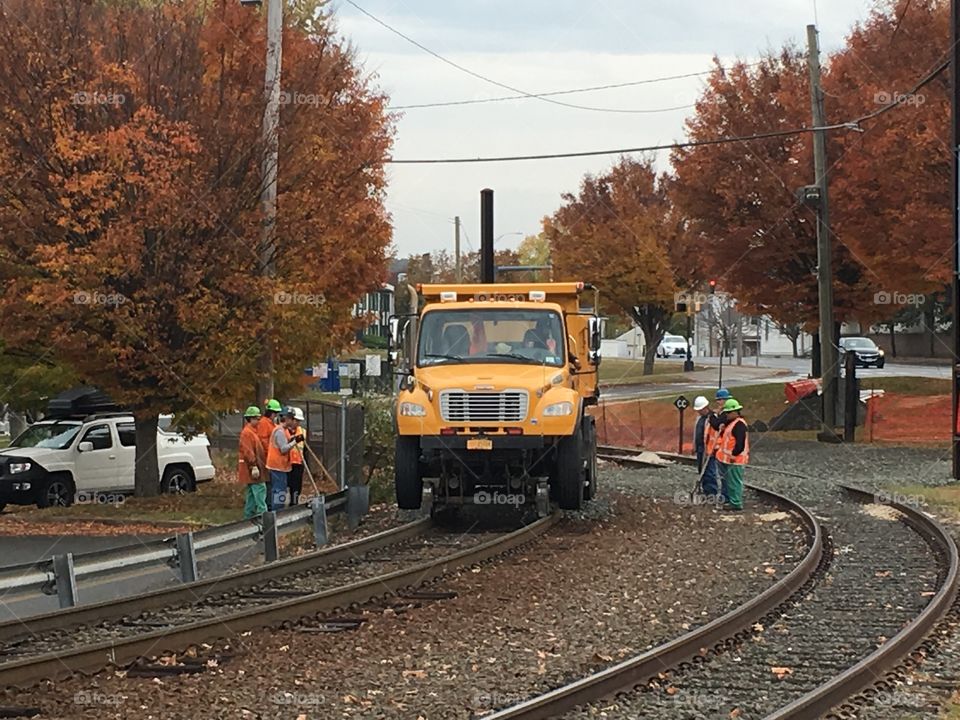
602, 355, 947, 402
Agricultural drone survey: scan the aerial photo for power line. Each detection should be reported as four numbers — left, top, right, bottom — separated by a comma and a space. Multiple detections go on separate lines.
389, 69, 737, 111
387, 57, 949, 164
347, 0, 714, 115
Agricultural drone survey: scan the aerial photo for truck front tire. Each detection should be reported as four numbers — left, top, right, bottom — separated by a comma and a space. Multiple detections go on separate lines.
395, 436, 423, 510
555, 424, 584, 511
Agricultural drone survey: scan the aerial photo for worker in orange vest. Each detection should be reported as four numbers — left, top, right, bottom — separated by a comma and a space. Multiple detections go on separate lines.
287, 407, 306, 506
693, 396, 721, 498
716, 398, 749, 511
238, 406, 268, 518
257, 398, 283, 508
266, 407, 303, 510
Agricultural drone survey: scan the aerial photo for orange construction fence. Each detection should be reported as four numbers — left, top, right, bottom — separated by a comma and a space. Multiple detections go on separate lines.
589, 400, 694, 454
864, 393, 951, 444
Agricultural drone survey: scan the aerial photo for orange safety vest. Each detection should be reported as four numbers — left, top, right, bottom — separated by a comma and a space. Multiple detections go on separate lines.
716, 416, 749, 465
289, 427, 303, 465
266, 426, 292, 472
704, 416, 720, 456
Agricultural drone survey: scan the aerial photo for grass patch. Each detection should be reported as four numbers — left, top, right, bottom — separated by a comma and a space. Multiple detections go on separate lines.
599, 358, 705, 386
8, 478, 246, 527
888, 485, 960, 523
860, 376, 950, 396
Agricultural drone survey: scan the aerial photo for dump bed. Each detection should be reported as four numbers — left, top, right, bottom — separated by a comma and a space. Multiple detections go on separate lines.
418, 282, 591, 313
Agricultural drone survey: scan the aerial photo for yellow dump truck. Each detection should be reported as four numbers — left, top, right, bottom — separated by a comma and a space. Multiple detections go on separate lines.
389, 282, 602, 513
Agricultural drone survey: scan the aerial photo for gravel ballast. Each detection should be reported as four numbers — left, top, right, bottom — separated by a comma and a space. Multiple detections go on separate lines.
2, 482, 803, 719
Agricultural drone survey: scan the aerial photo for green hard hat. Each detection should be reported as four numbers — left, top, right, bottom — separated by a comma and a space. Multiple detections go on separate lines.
244, 405, 261, 418
723, 398, 744, 412
265, 398, 282, 412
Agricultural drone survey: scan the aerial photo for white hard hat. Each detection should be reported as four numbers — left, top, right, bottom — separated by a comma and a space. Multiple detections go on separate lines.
693, 396, 709, 411
292, 406, 305, 421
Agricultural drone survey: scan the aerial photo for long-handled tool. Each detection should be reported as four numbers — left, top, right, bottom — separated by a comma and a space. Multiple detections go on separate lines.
302, 440, 339, 492
689, 455, 712, 501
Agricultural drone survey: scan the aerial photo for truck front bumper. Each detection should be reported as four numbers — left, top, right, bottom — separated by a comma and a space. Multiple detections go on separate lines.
420, 435, 546, 451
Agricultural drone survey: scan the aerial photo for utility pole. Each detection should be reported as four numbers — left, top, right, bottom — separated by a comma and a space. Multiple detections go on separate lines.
952, 0, 960, 477
257, 0, 283, 404
454, 215, 462, 282
807, 24, 838, 435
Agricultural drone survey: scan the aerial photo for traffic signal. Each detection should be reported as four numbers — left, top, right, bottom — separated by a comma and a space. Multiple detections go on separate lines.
708, 279, 717, 294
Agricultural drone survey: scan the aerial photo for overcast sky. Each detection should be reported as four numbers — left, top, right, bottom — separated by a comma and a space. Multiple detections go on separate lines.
332, 0, 875, 259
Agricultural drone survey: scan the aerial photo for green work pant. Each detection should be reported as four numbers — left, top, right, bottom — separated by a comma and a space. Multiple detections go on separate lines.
720, 463, 744, 509
244, 482, 267, 518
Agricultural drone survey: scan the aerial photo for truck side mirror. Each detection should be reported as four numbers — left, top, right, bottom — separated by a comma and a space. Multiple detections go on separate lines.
588, 317, 602, 352
388, 317, 400, 351
77, 441, 93, 453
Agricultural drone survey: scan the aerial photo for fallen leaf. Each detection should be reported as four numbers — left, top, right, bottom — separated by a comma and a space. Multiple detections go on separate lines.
771, 666, 793, 680
402, 670, 427, 679
764, 567, 777, 575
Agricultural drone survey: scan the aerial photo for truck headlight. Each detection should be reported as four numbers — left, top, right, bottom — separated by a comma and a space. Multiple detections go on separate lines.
543, 401, 573, 417
878, 349, 885, 357
399, 402, 427, 417
9, 462, 31, 474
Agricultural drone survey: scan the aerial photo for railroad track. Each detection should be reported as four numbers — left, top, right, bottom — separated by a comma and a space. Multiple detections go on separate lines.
0, 513, 558, 689
481, 447, 958, 719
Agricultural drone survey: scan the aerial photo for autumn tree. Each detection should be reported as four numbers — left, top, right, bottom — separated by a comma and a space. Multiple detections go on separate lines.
826, 0, 951, 351
546, 157, 676, 374
0, 0, 392, 496
670, 51, 871, 344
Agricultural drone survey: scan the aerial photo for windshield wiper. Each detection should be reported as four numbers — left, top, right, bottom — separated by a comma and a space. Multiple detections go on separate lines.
423, 353, 465, 363
486, 352, 540, 363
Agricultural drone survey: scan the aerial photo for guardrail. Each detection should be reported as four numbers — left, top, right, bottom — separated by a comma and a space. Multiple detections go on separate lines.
0, 486, 368, 609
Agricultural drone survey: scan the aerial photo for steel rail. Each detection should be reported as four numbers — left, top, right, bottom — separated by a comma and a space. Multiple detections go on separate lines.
763, 485, 960, 720
518, 446, 958, 720
0, 516, 430, 644
485, 460, 823, 720
0, 513, 558, 687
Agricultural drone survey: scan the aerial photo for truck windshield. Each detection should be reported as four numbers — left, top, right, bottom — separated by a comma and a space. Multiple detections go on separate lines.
10, 421, 82, 450
418, 309, 565, 367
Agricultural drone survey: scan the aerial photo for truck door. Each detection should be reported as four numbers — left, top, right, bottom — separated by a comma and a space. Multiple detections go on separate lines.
74, 423, 121, 491
566, 313, 599, 400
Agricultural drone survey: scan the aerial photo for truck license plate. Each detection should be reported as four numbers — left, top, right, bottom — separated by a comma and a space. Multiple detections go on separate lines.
466, 438, 493, 451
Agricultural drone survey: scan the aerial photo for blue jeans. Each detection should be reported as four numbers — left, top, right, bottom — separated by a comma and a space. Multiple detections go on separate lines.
268, 470, 288, 511
701, 456, 721, 496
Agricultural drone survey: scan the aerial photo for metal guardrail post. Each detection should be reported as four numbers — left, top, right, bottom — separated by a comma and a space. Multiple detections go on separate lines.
311, 496, 328, 547
175, 532, 198, 583
347, 484, 368, 531
263, 511, 279, 562
339, 394, 348, 490
52, 553, 78, 609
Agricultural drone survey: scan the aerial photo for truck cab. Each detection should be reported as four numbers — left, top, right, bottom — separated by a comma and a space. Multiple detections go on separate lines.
391, 282, 601, 513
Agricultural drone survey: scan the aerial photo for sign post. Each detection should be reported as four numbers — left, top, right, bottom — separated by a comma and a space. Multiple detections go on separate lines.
674, 395, 690, 454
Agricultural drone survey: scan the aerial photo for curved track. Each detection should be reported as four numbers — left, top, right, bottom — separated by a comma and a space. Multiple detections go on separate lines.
0, 513, 558, 688
483, 448, 958, 720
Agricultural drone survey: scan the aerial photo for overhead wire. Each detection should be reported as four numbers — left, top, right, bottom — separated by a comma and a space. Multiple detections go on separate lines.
348, 0, 725, 115
387, 55, 950, 164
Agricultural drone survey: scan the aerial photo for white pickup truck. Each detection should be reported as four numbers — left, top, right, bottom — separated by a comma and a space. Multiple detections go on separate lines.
0, 413, 215, 509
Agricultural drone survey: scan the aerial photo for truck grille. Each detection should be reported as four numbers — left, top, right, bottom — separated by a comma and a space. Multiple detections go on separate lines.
440, 390, 529, 423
